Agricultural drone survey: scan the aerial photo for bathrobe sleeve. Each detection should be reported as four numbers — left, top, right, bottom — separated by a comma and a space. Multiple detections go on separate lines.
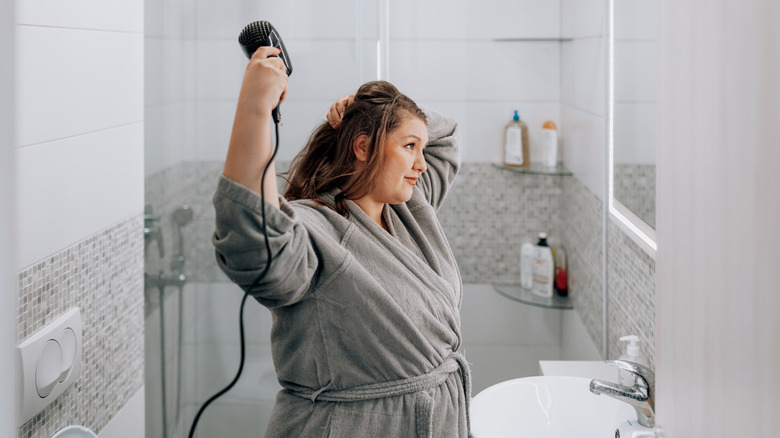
417, 108, 462, 211
211, 175, 319, 308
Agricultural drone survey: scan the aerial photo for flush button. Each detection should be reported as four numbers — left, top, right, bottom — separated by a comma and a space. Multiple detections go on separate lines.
17, 307, 83, 426
58, 328, 77, 382
35, 340, 62, 398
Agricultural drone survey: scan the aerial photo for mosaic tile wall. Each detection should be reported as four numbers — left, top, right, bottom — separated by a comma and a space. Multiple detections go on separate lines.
614, 164, 656, 228
607, 219, 656, 365
145, 162, 566, 286
16, 214, 145, 438
438, 164, 564, 284
146, 161, 657, 367
560, 176, 606, 355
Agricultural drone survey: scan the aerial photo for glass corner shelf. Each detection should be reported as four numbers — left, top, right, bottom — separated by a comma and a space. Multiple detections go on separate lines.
492, 38, 573, 42
491, 284, 573, 310
492, 163, 573, 176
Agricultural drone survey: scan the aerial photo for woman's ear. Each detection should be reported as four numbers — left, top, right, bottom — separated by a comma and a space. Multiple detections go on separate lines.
352, 134, 369, 162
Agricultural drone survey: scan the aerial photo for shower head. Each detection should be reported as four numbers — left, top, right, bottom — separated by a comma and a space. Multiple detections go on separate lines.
171, 205, 193, 227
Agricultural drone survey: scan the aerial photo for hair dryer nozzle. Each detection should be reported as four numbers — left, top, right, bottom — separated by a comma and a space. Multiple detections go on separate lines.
238, 21, 293, 76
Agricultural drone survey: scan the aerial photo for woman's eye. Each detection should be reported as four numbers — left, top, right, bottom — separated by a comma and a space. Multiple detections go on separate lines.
405, 143, 415, 149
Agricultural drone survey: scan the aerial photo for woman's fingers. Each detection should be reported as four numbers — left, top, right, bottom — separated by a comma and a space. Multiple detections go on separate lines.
327, 94, 356, 128
238, 46, 288, 114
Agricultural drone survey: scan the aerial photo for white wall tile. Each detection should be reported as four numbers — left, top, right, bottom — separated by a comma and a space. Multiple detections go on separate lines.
194, 342, 281, 402
614, 0, 656, 40
0, 0, 15, 432
193, 282, 273, 345
195, 99, 342, 163
561, 37, 607, 117
390, 0, 561, 40
145, 37, 165, 108
145, 101, 190, 174
195, 38, 364, 101
98, 388, 145, 438
15, 123, 144, 269
561, 310, 602, 360
16, 0, 143, 33
464, 345, 561, 394
195, 0, 375, 39
561, 104, 606, 200
614, 102, 655, 164
16, 26, 143, 147
144, 105, 166, 176
413, 100, 562, 164
389, 40, 560, 102
460, 284, 561, 346
561, 0, 605, 39
181, 399, 276, 438
194, 39, 246, 100
614, 40, 656, 102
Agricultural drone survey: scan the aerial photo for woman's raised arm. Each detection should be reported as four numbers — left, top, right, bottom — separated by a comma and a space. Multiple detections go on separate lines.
222, 46, 288, 208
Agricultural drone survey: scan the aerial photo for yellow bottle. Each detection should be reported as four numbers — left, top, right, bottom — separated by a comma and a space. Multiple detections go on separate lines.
503, 110, 529, 167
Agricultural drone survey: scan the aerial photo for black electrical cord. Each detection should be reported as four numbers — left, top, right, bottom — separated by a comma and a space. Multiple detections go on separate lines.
188, 121, 280, 438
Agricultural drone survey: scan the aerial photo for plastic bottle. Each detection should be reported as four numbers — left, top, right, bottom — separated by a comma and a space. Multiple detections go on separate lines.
520, 241, 534, 289
617, 335, 649, 386
542, 120, 558, 167
554, 245, 568, 297
532, 233, 554, 297
503, 110, 529, 168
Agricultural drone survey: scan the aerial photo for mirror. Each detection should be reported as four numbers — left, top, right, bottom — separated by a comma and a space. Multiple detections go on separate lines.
608, 0, 657, 255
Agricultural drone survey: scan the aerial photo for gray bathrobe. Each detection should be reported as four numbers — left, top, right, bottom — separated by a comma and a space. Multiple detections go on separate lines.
212, 109, 470, 438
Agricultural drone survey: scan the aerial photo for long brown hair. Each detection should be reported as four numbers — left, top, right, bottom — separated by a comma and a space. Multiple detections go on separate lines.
282, 81, 426, 216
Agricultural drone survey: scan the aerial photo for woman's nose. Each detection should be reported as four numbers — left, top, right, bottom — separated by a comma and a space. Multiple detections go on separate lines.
414, 150, 427, 173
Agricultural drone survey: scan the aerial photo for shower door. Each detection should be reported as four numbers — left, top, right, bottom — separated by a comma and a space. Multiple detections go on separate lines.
143, 0, 377, 436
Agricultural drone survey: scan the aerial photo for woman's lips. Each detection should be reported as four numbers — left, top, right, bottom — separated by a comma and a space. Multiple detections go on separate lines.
405, 177, 418, 185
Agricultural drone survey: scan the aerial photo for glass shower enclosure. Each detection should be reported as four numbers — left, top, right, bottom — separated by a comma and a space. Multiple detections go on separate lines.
143, 1, 379, 436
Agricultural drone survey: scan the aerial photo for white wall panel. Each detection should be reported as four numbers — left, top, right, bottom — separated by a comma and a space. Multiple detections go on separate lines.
656, 0, 780, 435
0, 0, 16, 432
16, 26, 143, 147
16, 0, 143, 33
561, 38, 607, 117
613, 102, 655, 164
561, 104, 605, 200
390, 0, 560, 39
390, 40, 560, 102
145, 38, 166, 108
460, 284, 560, 346
195, 0, 376, 39
614, 41, 656, 102
15, 123, 144, 269
413, 100, 562, 164
196, 99, 336, 163
614, 0, 656, 40
561, 0, 606, 39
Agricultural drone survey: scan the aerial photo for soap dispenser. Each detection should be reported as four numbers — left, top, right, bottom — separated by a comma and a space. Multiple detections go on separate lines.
618, 335, 649, 386
502, 110, 529, 168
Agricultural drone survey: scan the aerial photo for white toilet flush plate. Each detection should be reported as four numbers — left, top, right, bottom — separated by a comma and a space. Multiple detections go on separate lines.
16, 307, 83, 426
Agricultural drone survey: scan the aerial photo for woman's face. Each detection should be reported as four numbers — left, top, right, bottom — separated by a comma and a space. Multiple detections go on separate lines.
370, 115, 429, 205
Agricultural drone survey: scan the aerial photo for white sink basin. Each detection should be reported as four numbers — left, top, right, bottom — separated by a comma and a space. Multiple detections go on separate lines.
471, 376, 640, 437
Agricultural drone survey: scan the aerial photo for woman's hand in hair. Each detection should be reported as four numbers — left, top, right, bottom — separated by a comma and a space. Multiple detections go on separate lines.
238, 46, 289, 117
327, 94, 355, 129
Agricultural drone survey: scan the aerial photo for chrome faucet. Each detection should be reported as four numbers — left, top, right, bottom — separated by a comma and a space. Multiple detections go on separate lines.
144, 206, 165, 258
589, 360, 655, 428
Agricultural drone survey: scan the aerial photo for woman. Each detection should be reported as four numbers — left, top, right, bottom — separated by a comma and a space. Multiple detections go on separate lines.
213, 46, 470, 437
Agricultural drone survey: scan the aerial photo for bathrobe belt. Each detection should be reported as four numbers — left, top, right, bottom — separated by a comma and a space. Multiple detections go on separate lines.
290, 351, 472, 438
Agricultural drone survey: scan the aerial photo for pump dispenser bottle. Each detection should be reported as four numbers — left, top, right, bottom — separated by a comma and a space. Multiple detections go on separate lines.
532, 233, 554, 297
503, 110, 529, 167
617, 335, 649, 386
